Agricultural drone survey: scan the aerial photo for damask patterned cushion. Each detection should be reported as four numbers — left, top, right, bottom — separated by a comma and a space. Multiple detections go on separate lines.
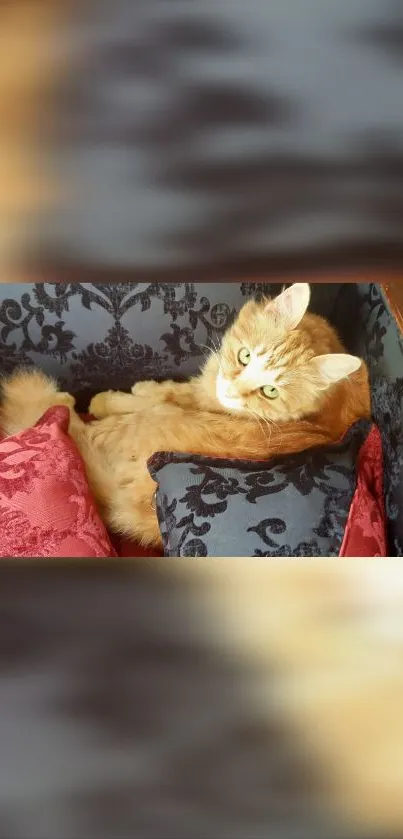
148, 420, 386, 557
0, 280, 400, 554
0, 407, 117, 558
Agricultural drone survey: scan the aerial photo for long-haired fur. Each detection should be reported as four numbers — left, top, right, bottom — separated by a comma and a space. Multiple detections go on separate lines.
0, 284, 370, 548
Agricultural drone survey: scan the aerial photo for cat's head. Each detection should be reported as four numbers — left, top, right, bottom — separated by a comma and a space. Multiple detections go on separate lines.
206, 283, 362, 421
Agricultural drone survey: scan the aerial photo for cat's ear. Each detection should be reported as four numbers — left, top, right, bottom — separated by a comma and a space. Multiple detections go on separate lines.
265, 283, 310, 330
312, 353, 362, 384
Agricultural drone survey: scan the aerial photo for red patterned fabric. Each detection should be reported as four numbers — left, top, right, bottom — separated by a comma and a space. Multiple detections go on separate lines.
0, 407, 117, 557
0, 408, 386, 558
339, 424, 387, 557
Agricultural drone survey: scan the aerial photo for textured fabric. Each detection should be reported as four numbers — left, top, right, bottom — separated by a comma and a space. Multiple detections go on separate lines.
350, 284, 403, 556
33, 0, 403, 277
148, 420, 376, 557
0, 279, 400, 555
0, 281, 342, 407
339, 425, 386, 557
0, 407, 117, 558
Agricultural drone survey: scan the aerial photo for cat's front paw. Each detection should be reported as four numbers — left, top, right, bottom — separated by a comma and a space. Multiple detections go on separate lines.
131, 381, 159, 399
57, 392, 76, 410
89, 391, 115, 418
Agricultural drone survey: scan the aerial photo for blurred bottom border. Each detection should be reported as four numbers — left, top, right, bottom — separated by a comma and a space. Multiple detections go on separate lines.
0, 557, 400, 839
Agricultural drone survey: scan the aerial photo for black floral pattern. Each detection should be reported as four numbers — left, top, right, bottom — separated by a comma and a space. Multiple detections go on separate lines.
181, 467, 241, 518
0, 280, 402, 552
0, 280, 402, 553
0, 281, 340, 407
69, 323, 169, 397
148, 421, 371, 557
158, 495, 211, 558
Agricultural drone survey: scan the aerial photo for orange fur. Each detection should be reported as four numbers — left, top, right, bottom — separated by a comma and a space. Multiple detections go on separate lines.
0, 284, 370, 548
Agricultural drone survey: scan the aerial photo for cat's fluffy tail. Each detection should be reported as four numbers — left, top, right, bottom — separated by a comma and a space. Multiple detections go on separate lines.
0, 368, 76, 437
0, 368, 115, 518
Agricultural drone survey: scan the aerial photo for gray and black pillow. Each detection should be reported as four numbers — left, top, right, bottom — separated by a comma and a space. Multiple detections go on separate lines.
148, 419, 384, 557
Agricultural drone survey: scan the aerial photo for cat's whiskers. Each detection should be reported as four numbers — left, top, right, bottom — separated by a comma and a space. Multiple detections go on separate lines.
248, 409, 266, 440
262, 414, 284, 452
198, 343, 217, 360
247, 408, 272, 443
212, 336, 223, 357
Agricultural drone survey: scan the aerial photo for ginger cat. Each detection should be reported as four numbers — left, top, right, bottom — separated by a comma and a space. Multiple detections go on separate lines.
0, 283, 370, 549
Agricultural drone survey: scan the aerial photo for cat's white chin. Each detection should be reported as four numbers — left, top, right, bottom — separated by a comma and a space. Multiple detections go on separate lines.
216, 372, 243, 411
220, 397, 243, 412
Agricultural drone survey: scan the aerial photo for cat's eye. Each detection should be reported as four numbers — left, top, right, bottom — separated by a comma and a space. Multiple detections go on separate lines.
261, 385, 279, 399
238, 347, 251, 366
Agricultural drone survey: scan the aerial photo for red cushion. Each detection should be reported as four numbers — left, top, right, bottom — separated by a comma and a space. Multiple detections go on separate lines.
2, 406, 381, 558
339, 424, 387, 557
0, 407, 117, 557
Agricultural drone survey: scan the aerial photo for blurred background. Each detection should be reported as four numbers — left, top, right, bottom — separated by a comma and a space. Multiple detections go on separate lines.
2, 5, 403, 835
2, 0, 403, 281
1, 559, 403, 838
